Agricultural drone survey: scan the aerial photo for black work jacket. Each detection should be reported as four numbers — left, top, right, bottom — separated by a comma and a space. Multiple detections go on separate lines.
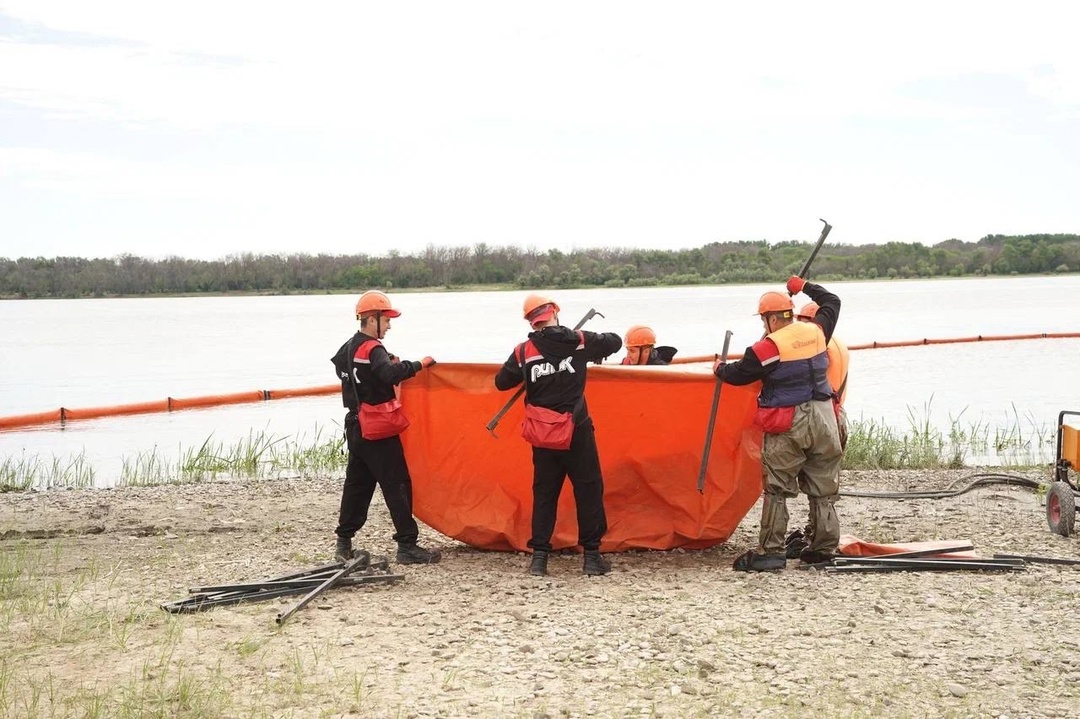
331, 331, 420, 411
495, 326, 622, 426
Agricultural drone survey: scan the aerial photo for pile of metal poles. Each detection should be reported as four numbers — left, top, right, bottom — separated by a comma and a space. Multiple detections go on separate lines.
804, 544, 1080, 573
160, 552, 403, 624
823, 555, 1026, 574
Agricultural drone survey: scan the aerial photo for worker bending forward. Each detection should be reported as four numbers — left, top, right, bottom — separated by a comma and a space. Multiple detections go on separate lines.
495, 294, 622, 576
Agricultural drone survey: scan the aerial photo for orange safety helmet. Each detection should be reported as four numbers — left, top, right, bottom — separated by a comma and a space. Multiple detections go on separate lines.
355, 290, 401, 319
522, 293, 560, 326
797, 302, 819, 321
756, 291, 794, 316
624, 325, 657, 348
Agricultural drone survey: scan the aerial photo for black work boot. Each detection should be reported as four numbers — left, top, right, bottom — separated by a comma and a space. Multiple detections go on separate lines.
335, 536, 354, 562
799, 549, 836, 565
784, 528, 808, 559
732, 550, 787, 572
583, 550, 611, 576
396, 542, 442, 565
529, 550, 549, 576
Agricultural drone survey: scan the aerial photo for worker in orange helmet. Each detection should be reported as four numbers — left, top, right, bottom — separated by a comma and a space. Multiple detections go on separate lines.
329, 290, 441, 566
620, 325, 678, 366
713, 277, 843, 571
782, 300, 852, 560
796, 302, 850, 407
494, 293, 623, 577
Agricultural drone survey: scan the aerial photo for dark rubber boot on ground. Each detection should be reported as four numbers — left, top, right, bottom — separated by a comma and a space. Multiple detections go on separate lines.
529, 550, 549, 576
799, 549, 836, 566
583, 550, 611, 576
732, 550, 786, 572
784, 529, 808, 559
396, 543, 442, 565
335, 536, 354, 562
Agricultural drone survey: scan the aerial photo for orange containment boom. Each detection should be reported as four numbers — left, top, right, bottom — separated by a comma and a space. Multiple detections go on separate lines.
2, 332, 1077, 431
844, 331, 1080, 351
0, 409, 63, 430
0, 385, 341, 430
399, 363, 765, 553
668, 331, 1080, 364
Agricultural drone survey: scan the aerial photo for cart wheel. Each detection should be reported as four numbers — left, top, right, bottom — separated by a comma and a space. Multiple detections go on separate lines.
1047, 481, 1076, 537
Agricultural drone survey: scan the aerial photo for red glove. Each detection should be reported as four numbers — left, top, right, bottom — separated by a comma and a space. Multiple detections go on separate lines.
420, 356, 436, 368
786, 275, 806, 295
712, 359, 725, 376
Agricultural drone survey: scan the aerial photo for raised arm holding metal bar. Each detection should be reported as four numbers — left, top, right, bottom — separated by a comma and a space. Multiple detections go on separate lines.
794, 218, 832, 286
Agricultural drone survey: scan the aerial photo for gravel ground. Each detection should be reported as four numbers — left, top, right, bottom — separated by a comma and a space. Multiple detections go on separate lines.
2, 468, 1080, 718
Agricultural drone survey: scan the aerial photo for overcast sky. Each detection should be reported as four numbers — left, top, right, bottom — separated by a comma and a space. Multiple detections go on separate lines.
1, 1, 1077, 261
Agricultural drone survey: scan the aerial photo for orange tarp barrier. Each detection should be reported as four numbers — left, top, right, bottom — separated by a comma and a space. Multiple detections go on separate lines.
838, 535, 978, 558
400, 363, 765, 553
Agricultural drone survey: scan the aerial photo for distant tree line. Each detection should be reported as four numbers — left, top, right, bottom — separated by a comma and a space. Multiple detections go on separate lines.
1, 234, 1077, 299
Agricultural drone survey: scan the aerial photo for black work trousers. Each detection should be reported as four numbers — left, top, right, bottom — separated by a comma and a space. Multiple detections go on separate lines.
528, 422, 608, 552
336, 415, 419, 545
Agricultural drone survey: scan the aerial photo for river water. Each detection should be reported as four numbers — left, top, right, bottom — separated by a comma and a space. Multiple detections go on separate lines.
1, 276, 1078, 484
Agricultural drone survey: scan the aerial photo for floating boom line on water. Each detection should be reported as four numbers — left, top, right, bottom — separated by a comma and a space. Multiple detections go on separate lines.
0, 385, 338, 430
2, 331, 1079, 431
667, 330, 1080, 364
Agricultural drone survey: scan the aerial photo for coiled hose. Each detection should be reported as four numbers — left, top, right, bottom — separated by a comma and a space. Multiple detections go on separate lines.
839, 472, 1044, 500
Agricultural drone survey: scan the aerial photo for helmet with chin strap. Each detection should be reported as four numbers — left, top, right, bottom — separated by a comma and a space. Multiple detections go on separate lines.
756, 291, 794, 318
355, 290, 401, 320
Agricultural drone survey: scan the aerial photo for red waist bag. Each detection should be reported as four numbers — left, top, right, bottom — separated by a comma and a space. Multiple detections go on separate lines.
521, 404, 575, 450
754, 406, 796, 435
360, 398, 410, 440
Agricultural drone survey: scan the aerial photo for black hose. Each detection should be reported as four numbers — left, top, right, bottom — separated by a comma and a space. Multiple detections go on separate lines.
839, 472, 1043, 500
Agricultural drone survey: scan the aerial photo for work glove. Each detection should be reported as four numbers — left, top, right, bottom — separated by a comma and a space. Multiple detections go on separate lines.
786, 275, 806, 296
388, 353, 400, 364
712, 359, 725, 376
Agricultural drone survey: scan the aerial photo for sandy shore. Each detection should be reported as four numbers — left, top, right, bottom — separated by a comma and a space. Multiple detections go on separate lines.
2, 468, 1079, 718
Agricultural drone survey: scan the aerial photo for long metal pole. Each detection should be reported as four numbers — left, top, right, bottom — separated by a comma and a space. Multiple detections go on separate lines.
275, 554, 368, 625
696, 330, 733, 494
695, 219, 831, 494
796, 219, 832, 282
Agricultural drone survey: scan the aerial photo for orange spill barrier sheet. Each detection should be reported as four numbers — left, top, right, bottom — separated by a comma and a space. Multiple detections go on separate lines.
838, 535, 978, 558
400, 364, 765, 553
